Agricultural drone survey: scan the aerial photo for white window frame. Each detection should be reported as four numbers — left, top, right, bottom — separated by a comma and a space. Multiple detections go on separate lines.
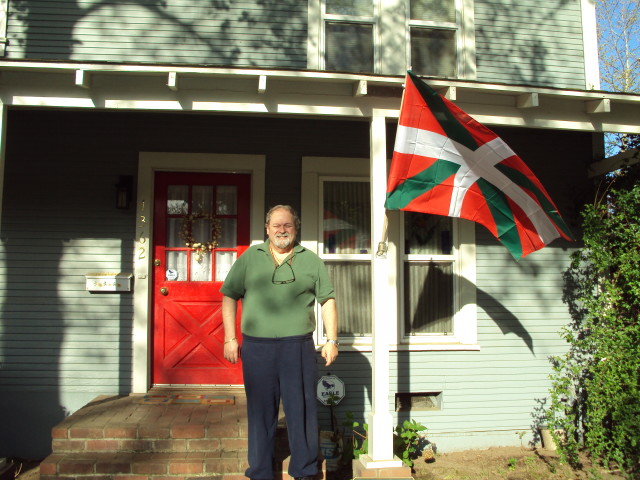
308, 0, 476, 79
302, 156, 478, 351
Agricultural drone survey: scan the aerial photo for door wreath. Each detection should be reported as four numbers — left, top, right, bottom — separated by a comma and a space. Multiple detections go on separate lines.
179, 213, 222, 262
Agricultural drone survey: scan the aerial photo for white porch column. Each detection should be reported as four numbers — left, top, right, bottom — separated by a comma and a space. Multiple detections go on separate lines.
358, 112, 404, 469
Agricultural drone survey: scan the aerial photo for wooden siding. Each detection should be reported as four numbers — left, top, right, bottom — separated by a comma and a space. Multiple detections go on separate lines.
5, 0, 307, 67
475, 0, 587, 89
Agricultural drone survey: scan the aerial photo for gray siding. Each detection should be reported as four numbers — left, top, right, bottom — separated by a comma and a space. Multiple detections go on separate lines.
6, 0, 307, 68
475, 0, 587, 89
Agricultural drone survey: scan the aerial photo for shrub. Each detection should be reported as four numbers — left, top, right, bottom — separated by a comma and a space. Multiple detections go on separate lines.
547, 171, 640, 477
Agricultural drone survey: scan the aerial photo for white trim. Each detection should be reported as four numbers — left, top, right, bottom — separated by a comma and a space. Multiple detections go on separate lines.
459, 0, 477, 80
581, 0, 600, 90
0, 0, 7, 55
2, 61, 640, 133
0, 102, 6, 224
132, 152, 265, 393
307, 0, 322, 70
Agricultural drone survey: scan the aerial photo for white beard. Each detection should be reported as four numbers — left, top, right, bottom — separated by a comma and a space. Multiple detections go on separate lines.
272, 234, 292, 250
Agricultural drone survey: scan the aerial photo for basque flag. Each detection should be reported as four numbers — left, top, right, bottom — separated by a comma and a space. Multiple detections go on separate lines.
385, 71, 574, 259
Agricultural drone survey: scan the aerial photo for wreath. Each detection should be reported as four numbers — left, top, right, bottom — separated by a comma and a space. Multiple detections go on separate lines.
179, 213, 222, 262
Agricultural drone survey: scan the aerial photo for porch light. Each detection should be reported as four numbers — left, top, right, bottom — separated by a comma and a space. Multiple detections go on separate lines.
116, 175, 133, 209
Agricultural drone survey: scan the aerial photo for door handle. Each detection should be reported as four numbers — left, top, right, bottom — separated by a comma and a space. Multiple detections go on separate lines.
160, 287, 169, 296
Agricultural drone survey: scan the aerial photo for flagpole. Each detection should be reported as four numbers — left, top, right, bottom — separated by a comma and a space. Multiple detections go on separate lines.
376, 214, 388, 257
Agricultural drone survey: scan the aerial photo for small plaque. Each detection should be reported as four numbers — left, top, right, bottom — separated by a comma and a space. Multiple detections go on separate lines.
85, 273, 133, 292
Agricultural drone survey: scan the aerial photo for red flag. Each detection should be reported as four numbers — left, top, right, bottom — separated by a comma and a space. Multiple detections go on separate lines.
385, 71, 574, 259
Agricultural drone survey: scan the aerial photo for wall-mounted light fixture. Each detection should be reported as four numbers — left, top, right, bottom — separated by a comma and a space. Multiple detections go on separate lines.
116, 175, 133, 210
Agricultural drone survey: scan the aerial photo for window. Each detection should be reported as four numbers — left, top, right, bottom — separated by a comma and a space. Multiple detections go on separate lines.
308, 0, 475, 78
323, 0, 376, 73
408, 0, 458, 77
402, 212, 477, 346
302, 157, 477, 349
403, 213, 454, 335
322, 179, 372, 336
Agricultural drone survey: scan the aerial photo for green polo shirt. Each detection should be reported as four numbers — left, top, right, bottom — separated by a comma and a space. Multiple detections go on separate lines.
220, 241, 335, 338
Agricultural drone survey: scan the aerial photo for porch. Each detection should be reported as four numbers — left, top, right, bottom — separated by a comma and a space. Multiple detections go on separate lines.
39, 388, 330, 480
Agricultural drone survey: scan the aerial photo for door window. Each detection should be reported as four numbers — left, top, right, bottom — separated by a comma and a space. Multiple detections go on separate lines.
164, 183, 239, 282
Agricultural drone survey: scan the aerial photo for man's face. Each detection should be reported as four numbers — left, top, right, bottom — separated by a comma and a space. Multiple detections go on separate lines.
266, 208, 297, 250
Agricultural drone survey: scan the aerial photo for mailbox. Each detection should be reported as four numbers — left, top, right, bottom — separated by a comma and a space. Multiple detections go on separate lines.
85, 273, 133, 292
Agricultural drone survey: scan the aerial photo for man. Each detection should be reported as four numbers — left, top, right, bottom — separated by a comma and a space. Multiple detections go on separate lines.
221, 205, 339, 480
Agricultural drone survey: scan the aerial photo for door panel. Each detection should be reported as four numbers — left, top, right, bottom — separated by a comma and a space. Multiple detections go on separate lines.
152, 172, 250, 385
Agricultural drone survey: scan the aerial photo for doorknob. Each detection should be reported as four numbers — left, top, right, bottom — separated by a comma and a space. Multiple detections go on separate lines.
160, 287, 169, 296
154, 259, 161, 266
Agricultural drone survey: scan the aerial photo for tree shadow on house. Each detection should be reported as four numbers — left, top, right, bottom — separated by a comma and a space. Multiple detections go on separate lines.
8, 0, 305, 67
0, 109, 136, 459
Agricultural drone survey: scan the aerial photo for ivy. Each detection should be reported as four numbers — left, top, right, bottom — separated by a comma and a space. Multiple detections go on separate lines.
547, 169, 640, 478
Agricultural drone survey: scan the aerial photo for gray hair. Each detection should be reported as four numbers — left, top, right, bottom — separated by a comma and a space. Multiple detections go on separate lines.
265, 205, 300, 231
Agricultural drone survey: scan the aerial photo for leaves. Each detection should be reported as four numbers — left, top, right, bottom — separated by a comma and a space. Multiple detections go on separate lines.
547, 177, 640, 477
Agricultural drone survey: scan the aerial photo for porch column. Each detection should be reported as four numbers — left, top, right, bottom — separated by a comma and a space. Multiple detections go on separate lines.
355, 112, 405, 473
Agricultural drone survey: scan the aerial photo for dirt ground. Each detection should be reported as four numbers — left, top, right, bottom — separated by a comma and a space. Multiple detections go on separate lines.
410, 446, 625, 480
9, 446, 626, 480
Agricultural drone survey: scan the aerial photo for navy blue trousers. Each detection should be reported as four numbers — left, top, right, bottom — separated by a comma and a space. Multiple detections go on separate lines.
241, 334, 319, 480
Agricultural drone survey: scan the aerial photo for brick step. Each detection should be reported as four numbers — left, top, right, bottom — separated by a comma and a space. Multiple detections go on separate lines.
51, 426, 249, 454
39, 451, 250, 480
39, 451, 305, 480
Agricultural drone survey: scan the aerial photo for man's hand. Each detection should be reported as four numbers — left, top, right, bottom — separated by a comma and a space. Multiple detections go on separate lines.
224, 338, 239, 364
321, 342, 338, 366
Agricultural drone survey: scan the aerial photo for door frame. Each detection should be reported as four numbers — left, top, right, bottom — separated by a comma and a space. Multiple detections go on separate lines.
133, 152, 266, 393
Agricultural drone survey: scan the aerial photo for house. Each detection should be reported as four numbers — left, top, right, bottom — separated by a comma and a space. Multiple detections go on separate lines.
1, 0, 639, 466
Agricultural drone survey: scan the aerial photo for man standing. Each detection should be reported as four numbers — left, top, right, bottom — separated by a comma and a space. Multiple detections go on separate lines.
221, 205, 339, 480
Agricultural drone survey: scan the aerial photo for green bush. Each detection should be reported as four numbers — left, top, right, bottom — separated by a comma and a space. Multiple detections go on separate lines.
547, 172, 640, 477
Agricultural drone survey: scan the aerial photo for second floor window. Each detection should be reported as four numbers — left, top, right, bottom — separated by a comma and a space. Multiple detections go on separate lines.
409, 0, 458, 77
324, 0, 376, 73
320, 0, 460, 77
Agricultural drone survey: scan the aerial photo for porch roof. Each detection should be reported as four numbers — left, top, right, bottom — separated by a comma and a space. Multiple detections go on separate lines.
1, 60, 640, 135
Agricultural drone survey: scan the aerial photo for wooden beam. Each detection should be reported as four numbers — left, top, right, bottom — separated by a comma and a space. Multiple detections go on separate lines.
588, 148, 640, 177
258, 75, 267, 94
75, 70, 90, 88
437, 86, 456, 101
167, 72, 178, 91
516, 92, 539, 108
585, 98, 611, 114
353, 80, 367, 97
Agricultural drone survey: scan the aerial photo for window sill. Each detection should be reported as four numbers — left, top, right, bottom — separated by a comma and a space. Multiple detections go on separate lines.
316, 343, 481, 352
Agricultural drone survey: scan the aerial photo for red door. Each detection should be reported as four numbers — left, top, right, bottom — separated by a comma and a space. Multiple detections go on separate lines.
152, 172, 250, 385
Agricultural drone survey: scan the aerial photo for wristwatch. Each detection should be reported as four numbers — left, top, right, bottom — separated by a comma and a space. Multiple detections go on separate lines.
326, 339, 340, 347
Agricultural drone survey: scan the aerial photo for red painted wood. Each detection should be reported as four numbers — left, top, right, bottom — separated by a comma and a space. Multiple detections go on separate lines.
152, 172, 250, 385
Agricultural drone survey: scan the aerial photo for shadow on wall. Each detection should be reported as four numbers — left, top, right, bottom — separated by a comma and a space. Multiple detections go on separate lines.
8, 0, 306, 67
0, 111, 136, 459
475, 0, 583, 88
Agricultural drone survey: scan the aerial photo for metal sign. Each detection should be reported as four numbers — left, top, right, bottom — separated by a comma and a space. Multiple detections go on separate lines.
316, 374, 345, 405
